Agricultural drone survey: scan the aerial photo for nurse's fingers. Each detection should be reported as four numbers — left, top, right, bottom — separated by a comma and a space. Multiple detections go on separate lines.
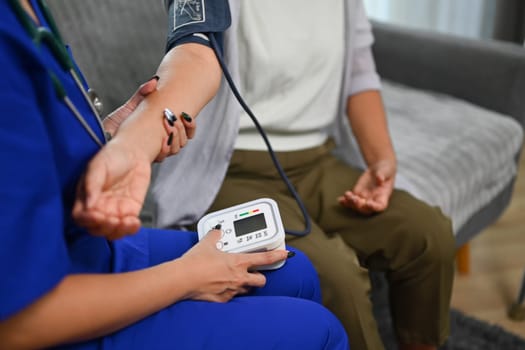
73, 174, 88, 215
104, 215, 142, 240
75, 210, 141, 240
241, 270, 267, 289
171, 119, 186, 151
243, 250, 288, 273
154, 110, 196, 162
155, 112, 182, 162
72, 170, 103, 226
104, 76, 159, 136
181, 112, 196, 139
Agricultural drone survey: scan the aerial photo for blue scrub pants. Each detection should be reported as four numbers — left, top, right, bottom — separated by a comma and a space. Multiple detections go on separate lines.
60, 229, 349, 350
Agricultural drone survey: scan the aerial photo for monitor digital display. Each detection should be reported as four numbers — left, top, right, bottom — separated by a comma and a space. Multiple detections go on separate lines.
233, 213, 267, 237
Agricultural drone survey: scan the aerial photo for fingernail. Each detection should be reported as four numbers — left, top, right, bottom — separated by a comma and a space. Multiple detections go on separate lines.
164, 108, 176, 127
214, 224, 222, 230
167, 132, 173, 146
149, 75, 160, 82
181, 112, 192, 123
287, 251, 296, 258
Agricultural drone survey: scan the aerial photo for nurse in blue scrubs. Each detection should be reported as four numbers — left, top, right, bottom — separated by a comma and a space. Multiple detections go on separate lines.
0, 1, 349, 349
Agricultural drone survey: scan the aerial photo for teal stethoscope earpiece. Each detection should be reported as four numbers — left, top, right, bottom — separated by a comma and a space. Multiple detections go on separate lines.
8, 0, 106, 147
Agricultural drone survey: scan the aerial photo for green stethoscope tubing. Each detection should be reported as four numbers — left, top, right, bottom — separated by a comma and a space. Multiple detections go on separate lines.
8, 0, 106, 147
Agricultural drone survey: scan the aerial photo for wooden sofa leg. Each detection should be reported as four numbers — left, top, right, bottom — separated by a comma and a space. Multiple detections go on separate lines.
456, 243, 470, 275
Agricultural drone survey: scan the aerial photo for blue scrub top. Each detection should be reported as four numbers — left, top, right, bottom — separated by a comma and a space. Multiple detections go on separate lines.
0, 3, 350, 350
0, 0, 144, 327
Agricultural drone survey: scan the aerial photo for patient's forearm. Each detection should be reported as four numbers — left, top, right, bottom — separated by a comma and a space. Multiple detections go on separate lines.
347, 90, 397, 167
115, 42, 222, 162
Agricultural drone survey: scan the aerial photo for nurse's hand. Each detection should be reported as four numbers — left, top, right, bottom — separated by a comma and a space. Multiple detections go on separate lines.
178, 229, 291, 302
103, 76, 196, 161
154, 108, 196, 163
102, 76, 159, 137
73, 140, 151, 240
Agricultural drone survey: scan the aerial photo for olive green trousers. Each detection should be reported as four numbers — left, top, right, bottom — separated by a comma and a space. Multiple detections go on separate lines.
209, 141, 455, 350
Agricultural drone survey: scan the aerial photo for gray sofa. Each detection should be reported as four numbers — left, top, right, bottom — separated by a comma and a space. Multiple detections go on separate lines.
371, 21, 525, 249
48, 1, 525, 271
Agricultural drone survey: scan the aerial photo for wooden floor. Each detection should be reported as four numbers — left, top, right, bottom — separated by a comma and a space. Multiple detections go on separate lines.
451, 148, 525, 338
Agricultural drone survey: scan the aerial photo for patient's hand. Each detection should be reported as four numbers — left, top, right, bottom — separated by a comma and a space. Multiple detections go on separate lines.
73, 140, 150, 240
338, 159, 396, 215
72, 79, 160, 239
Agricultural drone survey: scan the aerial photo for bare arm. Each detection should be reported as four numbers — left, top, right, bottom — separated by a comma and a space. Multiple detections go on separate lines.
114, 42, 222, 162
73, 42, 222, 238
2, 262, 189, 349
346, 90, 396, 167
0, 231, 290, 349
338, 90, 397, 214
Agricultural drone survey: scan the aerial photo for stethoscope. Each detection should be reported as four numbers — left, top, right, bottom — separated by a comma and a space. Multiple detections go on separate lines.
208, 34, 312, 237
8, 0, 107, 147
9, 0, 313, 236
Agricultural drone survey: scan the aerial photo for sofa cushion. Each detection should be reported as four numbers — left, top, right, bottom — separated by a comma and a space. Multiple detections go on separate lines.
383, 80, 523, 233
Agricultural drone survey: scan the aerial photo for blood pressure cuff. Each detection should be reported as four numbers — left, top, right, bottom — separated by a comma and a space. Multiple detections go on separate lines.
165, 0, 231, 54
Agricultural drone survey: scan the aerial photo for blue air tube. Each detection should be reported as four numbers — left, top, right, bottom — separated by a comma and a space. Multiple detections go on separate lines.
208, 33, 311, 236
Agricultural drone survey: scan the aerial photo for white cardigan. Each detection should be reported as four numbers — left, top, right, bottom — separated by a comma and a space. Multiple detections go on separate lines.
152, 0, 381, 228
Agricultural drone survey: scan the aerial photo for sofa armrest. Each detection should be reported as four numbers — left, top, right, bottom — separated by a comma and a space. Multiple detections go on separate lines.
371, 20, 525, 128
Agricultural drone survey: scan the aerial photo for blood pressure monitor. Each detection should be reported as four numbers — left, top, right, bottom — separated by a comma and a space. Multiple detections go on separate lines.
197, 198, 286, 270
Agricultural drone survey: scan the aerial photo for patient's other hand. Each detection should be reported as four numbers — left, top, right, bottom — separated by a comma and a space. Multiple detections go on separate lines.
72, 141, 150, 240
338, 159, 396, 215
